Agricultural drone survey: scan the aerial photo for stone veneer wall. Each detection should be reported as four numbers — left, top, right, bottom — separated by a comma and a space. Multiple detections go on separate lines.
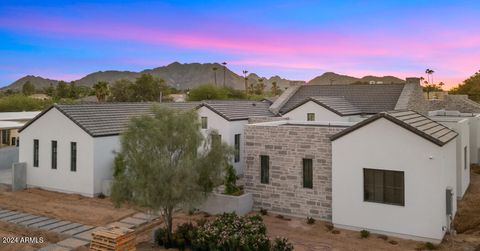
244, 123, 346, 220
429, 95, 480, 113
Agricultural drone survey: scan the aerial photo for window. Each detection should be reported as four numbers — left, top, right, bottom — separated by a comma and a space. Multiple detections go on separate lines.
71, 142, 77, 172
464, 146, 468, 170
201, 117, 208, 129
51, 141, 57, 169
11, 137, 16, 146
33, 139, 39, 167
234, 134, 241, 163
303, 159, 313, 188
260, 155, 269, 184
364, 168, 404, 206
1, 130, 10, 145
307, 113, 315, 121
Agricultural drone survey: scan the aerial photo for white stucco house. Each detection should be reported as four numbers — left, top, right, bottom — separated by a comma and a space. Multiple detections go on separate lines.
330, 110, 458, 242
18, 101, 273, 196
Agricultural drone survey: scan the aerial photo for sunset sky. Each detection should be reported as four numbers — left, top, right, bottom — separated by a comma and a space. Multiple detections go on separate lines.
0, 0, 479, 88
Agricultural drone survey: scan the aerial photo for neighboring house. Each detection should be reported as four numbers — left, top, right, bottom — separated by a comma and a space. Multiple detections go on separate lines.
429, 111, 479, 198
18, 103, 199, 197
272, 78, 428, 122
18, 101, 273, 196
0, 111, 40, 148
245, 110, 458, 242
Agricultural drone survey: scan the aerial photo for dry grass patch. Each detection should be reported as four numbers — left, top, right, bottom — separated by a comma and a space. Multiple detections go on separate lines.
0, 221, 66, 251
0, 185, 136, 226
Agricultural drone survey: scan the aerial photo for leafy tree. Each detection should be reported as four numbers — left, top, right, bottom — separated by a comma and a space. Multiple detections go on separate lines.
271, 81, 281, 96
450, 71, 480, 102
22, 81, 36, 96
188, 84, 229, 101
0, 94, 52, 112
44, 84, 55, 97
92, 81, 110, 102
110, 79, 134, 102
131, 74, 173, 102
68, 82, 79, 99
111, 105, 231, 241
56, 81, 70, 99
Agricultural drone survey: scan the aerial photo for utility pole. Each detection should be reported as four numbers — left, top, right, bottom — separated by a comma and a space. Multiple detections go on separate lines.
243, 70, 248, 94
222, 62, 227, 87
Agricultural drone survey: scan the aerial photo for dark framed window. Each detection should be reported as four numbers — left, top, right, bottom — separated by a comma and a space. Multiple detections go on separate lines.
51, 141, 57, 169
303, 159, 313, 188
260, 155, 269, 184
464, 146, 468, 170
71, 142, 77, 172
2, 130, 10, 145
307, 113, 315, 121
364, 168, 404, 206
33, 139, 39, 167
234, 134, 241, 163
201, 117, 208, 129
11, 137, 16, 146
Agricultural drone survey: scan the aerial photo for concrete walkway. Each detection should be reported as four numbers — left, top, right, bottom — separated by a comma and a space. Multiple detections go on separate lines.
0, 206, 160, 251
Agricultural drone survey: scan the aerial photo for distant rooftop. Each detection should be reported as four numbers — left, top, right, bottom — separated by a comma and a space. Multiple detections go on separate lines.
279, 84, 405, 115
199, 100, 274, 121
0, 111, 41, 121
284, 96, 362, 116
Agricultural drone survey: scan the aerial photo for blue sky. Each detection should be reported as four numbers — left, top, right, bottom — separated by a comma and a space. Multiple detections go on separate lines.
1, 0, 479, 88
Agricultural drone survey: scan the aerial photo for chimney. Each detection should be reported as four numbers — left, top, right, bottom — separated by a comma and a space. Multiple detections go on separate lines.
405, 77, 421, 85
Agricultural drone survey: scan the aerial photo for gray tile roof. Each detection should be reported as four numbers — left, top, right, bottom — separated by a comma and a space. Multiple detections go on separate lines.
199, 100, 275, 121
20, 102, 200, 137
331, 110, 458, 146
285, 96, 362, 116
279, 84, 405, 114
20, 100, 274, 137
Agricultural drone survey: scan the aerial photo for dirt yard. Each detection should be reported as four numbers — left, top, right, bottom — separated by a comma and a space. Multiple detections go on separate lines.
136, 166, 480, 251
0, 221, 66, 251
0, 184, 137, 226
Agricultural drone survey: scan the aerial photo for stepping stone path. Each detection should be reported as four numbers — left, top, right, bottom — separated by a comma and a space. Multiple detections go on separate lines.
0, 206, 160, 250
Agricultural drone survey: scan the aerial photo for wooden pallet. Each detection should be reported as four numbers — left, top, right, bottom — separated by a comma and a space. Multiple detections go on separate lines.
90, 226, 136, 251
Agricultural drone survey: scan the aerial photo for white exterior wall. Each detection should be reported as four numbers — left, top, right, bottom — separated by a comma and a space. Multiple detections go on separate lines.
282, 101, 354, 122
332, 118, 457, 243
19, 108, 96, 197
93, 136, 120, 195
436, 119, 470, 198
197, 107, 247, 175
469, 116, 480, 164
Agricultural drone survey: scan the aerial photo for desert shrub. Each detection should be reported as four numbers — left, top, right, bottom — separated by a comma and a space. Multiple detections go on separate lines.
424, 242, 437, 250
97, 193, 106, 199
154, 227, 167, 246
360, 230, 370, 238
175, 222, 197, 247
325, 223, 334, 231
271, 237, 294, 251
306, 217, 315, 224
260, 208, 268, 215
224, 164, 241, 195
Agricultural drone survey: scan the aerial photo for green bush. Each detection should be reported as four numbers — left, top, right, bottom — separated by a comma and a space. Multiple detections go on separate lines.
153, 227, 167, 246
424, 242, 437, 250
224, 164, 241, 195
360, 230, 370, 238
271, 237, 294, 251
0, 94, 52, 112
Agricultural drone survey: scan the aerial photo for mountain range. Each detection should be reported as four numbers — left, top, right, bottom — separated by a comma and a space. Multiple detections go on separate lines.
2, 62, 405, 91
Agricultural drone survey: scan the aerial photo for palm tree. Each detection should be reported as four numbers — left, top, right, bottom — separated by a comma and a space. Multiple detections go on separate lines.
93, 81, 110, 102
425, 68, 435, 85
242, 70, 249, 94
255, 78, 265, 95
212, 67, 218, 86
222, 62, 227, 87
